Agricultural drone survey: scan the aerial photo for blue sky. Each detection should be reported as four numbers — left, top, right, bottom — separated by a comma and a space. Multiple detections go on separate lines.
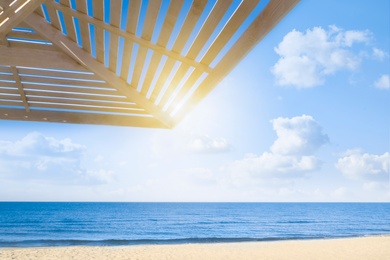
1, 0, 389, 202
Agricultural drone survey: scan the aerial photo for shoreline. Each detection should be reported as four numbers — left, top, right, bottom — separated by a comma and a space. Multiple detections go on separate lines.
1, 236, 389, 260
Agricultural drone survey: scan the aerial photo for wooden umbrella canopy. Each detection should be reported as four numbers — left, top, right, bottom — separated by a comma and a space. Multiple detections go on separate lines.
0, 0, 299, 128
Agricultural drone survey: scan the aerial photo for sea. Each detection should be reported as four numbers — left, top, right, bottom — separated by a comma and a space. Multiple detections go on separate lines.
0, 202, 389, 247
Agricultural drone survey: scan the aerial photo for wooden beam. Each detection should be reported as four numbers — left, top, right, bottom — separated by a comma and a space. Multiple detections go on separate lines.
0, 107, 168, 128
0, 45, 86, 70
10, 66, 29, 111
0, 0, 46, 37
45, 1, 212, 74
24, 12, 174, 128
173, 0, 301, 123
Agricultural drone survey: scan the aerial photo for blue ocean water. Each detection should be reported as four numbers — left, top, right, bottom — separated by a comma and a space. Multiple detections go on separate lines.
0, 202, 389, 247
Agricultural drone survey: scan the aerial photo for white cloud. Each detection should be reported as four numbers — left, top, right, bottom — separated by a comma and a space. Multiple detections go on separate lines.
227, 115, 328, 179
270, 115, 329, 155
0, 132, 112, 185
187, 135, 231, 153
374, 74, 390, 89
336, 150, 389, 188
272, 26, 373, 88
372, 48, 387, 60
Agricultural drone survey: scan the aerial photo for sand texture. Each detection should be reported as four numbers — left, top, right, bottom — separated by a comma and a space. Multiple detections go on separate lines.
1, 236, 389, 260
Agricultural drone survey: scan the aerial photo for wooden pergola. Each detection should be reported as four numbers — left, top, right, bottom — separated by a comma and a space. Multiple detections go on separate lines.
0, 0, 299, 128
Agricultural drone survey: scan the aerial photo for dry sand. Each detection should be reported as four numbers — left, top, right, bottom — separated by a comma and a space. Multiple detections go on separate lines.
1, 236, 389, 260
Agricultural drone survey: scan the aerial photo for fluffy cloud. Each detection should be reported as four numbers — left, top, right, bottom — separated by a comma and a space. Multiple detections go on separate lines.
270, 115, 329, 155
336, 150, 389, 184
272, 26, 373, 88
187, 135, 231, 153
372, 48, 387, 60
0, 132, 112, 185
374, 74, 390, 89
228, 115, 328, 179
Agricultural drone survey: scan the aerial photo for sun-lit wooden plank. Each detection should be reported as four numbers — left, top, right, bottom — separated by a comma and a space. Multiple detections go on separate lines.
22, 84, 126, 98
0, 0, 46, 37
23, 89, 135, 104
149, 0, 208, 103
158, 0, 233, 109
120, 0, 141, 80
200, 0, 260, 66
58, 0, 77, 42
20, 75, 108, 88
28, 102, 145, 115
7, 30, 48, 41
108, 0, 121, 73
17, 67, 99, 81
28, 102, 143, 114
164, 0, 261, 114
25, 12, 174, 128
0, 45, 86, 70
74, 0, 91, 53
27, 96, 138, 109
0, 108, 167, 128
45, 1, 211, 74
7, 40, 58, 51
43, 1, 61, 29
173, 0, 301, 123
140, 0, 184, 97
92, 0, 104, 63
131, 0, 162, 90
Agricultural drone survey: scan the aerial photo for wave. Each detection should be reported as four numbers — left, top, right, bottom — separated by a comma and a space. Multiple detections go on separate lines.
0, 235, 369, 248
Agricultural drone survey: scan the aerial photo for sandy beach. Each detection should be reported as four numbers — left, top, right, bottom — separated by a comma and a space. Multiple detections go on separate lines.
1, 236, 389, 260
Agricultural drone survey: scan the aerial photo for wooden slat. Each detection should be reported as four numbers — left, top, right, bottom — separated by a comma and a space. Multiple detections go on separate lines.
0, 45, 86, 70
0, 94, 21, 100
74, 0, 91, 53
165, 0, 261, 113
10, 66, 29, 111
25, 11, 174, 127
27, 96, 138, 109
45, 1, 211, 74
23, 89, 130, 103
108, 0, 121, 72
186, 0, 234, 60
7, 40, 57, 51
44, 2, 61, 29
131, 0, 162, 90
0, 101, 23, 106
92, 0, 104, 63
23, 83, 123, 97
0, 0, 46, 36
149, 0, 208, 103
201, 0, 260, 66
58, 0, 77, 42
0, 82, 16, 88
158, 0, 233, 109
7, 30, 48, 41
120, 0, 141, 80
0, 107, 166, 127
17, 67, 99, 81
140, 0, 184, 96
0, 66, 12, 73
0, 88, 18, 95
28, 102, 145, 115
20, 75, 108, 88
0, 73, 13, 81
173, 0, 301, 123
